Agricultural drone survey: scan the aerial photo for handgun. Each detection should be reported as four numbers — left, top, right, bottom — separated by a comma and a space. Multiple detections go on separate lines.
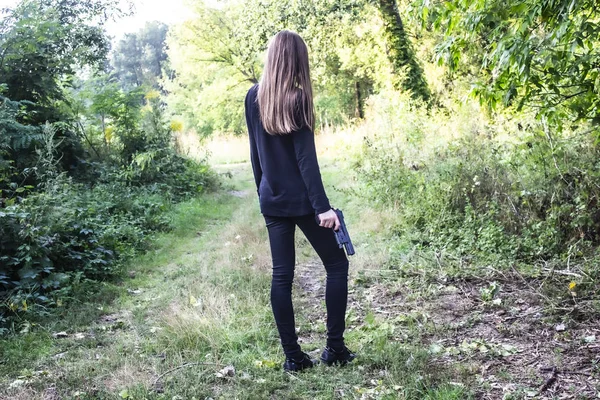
317, 208, 355, 256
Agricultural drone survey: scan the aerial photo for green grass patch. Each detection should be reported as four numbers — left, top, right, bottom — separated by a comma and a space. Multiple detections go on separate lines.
0, 163, 474, 399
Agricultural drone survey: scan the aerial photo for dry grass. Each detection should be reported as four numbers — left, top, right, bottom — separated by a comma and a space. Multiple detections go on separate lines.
101, 361, 153, 393
175, 121, 366, 167
0, 388, 40, 400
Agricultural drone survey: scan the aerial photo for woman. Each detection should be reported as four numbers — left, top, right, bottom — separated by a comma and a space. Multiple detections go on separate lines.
244, 30, 355, 372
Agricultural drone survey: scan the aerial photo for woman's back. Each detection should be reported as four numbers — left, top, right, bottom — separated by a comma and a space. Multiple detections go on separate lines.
245, 84, 330, 217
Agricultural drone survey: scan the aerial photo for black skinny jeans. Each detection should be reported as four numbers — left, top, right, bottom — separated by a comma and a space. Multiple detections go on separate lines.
264, 214, 349, 359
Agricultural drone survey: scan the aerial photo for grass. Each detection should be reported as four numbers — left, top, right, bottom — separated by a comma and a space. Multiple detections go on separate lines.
1, 132, 598, 399
0, 153, 469, 399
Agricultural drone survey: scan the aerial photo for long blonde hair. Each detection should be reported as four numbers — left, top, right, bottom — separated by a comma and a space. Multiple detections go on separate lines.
257, 30, 315, 135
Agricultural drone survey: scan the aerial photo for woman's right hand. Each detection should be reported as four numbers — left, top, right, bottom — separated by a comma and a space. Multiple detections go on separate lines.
318, 209, 341, 231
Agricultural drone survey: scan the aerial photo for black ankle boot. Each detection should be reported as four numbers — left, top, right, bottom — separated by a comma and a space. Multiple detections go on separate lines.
283, 352, 317, 372
320, 346, 356, 366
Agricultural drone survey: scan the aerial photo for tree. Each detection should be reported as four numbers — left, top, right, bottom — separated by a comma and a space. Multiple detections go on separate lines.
377, 0, 431, 103
0, 0, 130, 183
177, 2, 268, 84
166, 0, 389, 133
412, 0, 600, 128
112, 21, 170, 90
0, 0, 127, 123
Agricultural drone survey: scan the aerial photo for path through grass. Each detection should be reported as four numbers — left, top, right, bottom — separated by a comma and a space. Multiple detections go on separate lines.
2, 154, 597, 399
0, 160, 465, 400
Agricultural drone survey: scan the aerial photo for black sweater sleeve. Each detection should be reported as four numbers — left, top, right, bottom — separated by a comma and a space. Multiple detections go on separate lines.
245, 90, 262, 194
292, 126, 331, 214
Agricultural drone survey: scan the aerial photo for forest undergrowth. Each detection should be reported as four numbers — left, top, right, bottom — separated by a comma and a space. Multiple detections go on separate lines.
1, 134, 598, 398
0, 162, 467, 400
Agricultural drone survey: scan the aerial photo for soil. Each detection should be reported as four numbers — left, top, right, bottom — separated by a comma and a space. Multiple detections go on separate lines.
294, 260, 600, 399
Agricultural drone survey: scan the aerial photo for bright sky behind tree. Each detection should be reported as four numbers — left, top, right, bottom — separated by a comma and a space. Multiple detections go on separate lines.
0, 0, 190, 40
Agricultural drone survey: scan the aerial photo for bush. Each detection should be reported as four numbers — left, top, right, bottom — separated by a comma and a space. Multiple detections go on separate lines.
0, 161, 216, 331
0, 86, 220, 331
354, 91, 600, 265
124, 149, 215, 201
0, 146, 216, 332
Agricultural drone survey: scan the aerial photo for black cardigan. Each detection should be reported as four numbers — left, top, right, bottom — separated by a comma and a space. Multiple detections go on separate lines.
244, 85, 331, 217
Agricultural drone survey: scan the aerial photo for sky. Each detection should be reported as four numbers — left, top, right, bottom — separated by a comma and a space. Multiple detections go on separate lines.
0, 0, 192, 41
105, 0, 191, 40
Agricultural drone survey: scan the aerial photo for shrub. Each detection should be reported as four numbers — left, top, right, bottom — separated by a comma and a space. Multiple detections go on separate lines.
0, 85, 219, 331
354, 91, 600, 265
0, 157, 216, 327
0, 160, 216, 331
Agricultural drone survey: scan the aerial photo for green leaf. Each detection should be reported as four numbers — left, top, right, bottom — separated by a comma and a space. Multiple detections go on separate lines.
18, 267, 38, 280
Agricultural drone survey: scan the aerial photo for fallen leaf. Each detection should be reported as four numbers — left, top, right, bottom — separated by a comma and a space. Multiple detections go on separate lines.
584, 335, 596, 343
189, 295, 200, 307
429, 343, 443, 354
9, 379, 25, 388
499, 343, 519, 356
215, 365, 235, 378
254, 359, 277, 368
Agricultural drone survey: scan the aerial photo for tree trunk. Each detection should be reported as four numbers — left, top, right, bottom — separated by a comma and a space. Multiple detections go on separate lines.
378, 0, 430, 103
354, 81, 364, 119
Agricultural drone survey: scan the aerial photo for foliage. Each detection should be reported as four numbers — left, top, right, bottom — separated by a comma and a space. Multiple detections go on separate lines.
0, 0, 132, 183
0, 3, 219, 329
0, 159, 216, 328
1, 77, 217, 327
123, 91, 216, 197
111, 21, 171, 89
0, 94, 41, 196
411, 0, 600, 127
166, 0, 395, 134
377, 0, 430, 102
0, 175, 164, 320
354, 91, 600, 265
0, 0, 127, 123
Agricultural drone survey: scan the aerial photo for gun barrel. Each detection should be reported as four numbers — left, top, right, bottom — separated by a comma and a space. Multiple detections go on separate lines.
333, 209, 355, 256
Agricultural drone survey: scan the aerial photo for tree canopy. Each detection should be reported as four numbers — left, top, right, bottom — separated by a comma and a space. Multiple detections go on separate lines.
412, 0, 600, 128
